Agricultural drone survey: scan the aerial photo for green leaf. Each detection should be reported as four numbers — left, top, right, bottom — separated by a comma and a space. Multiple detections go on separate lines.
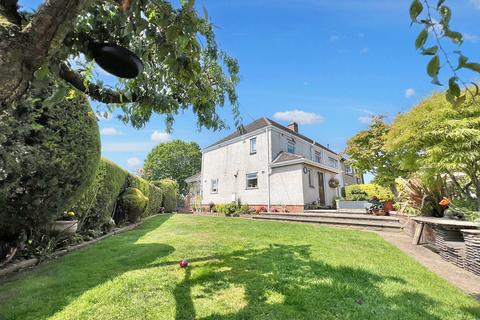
472, 82, 480, 97
415, 29, 428, 49
438, 6, 451, 26
34, 64, 49, 80
44, 86, 68, 107
454, 94, 466, 107
455, 53, 468, 70
421, 45, 438, 55
448, 77, 461, 97
409, 0, 423, 23
427, 55, 440, 78
444, 29, 463, 44
464, 63, 480, 73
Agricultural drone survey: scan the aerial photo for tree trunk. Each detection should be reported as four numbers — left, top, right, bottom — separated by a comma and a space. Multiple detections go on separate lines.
0, 0, 92, 106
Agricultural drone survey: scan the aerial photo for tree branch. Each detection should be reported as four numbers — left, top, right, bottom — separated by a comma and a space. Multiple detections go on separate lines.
23, 0, 92, 70
59, 62, 134, 103
0, 0, 22, 26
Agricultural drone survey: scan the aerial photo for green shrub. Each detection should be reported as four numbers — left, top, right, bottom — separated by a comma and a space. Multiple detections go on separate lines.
145, 183, 164, 216
71, 158, 128, 233
0, 90, 100, 239
118, 188, 148, 223
345, 184, 394, 202
215, 203, 227, 214
152, 179, 178, 212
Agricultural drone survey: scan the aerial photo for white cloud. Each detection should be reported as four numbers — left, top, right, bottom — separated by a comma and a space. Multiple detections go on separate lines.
101, 127, 122, 136
360, 47, 369, 54
405, 88, 416, 98
329, 35, 339, 42
464, 33, 479, 43
102, 142, 153, 153
359, 116, 373, 124
273, 109, 324, 124
127, 157, 142, 168
151, 130, 171, 142
470, 0, 480, 9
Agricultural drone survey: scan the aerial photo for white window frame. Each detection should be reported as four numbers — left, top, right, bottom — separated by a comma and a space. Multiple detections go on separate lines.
328, 157, 338, 168
314, 151, 322, 163
246, 172, 258, 189
211, 179, 218, 193
308, 169, 314, 188
250, 137, 257, 154
345, 165, 354, 175
287, 138, 296, 154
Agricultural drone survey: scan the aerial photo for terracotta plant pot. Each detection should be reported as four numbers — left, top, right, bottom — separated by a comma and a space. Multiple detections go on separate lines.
51, 220, 78, 235
373, 210, 386, 216
383, 201, 394, 213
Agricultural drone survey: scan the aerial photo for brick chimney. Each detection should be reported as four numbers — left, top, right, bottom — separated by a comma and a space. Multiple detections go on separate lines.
287, 122, 298, 133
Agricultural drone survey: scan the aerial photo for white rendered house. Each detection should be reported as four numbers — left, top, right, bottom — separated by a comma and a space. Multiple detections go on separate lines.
198, 118, 358, 212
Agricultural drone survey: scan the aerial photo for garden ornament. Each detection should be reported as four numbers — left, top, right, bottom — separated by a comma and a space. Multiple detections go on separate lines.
179, 259, 189, 268
89, 42, 143, 79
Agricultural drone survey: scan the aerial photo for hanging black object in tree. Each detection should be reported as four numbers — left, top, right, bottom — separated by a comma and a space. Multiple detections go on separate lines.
88, 42, 143, 79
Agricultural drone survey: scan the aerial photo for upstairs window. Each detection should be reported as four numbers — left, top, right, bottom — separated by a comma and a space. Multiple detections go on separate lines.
246, 172, 258, 189
328, 157, 339, 168
250, 137, 257, 154
211, 179, 218, 193
314, 151, 322, 163
287, 139, 296, 154
345, 165, 354, 175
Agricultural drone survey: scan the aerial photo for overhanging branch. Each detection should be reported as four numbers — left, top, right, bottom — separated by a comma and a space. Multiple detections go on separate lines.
24, 0, 92, 69
0, 0, 22, 26
59, 62, 135, 104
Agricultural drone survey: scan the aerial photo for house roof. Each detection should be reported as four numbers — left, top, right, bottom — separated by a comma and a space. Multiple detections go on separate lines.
272, 151, 304, 163
206, 117, 337, 154
185, 172, 201, 183
271, 151, 341, 173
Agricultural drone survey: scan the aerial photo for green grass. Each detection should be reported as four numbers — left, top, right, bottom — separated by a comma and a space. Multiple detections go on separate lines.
0, 214, 479, 319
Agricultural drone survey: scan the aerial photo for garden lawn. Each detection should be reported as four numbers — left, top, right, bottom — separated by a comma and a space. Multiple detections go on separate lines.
0, 214, 479, 320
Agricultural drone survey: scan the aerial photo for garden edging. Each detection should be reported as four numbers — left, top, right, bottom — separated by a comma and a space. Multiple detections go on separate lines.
0, 214, 163, 277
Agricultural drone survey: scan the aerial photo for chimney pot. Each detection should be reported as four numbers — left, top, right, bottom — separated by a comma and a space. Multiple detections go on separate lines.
287, 122, 298, 133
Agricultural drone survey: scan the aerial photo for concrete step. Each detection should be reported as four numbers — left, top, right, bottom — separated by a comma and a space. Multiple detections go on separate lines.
262, 212, 399, 222
306, 209, 367, 214
253, 214, 402, 230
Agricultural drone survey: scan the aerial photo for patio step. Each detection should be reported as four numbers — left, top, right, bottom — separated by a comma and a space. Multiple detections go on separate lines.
252, 213, 402, 230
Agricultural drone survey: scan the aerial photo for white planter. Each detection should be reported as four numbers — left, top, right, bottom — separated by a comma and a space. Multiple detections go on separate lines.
336, 200, 371, 210
51, 220, 78, 235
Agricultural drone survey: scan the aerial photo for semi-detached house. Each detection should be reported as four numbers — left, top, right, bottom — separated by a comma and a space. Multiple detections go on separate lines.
193, 117, 363, 212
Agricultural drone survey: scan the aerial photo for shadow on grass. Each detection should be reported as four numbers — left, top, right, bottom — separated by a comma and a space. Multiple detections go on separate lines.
171, 244, 480, 320
0, 215, 174, 319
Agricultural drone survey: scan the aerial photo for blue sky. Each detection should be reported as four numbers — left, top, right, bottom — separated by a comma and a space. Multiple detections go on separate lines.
19, 0, 480, 177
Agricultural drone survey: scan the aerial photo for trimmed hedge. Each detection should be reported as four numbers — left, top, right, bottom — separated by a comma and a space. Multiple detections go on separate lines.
71, 158, 128, 233
71, 159, 167, 232
152, 179, 178, 212
345, 184, 394, 202
119, 188, 148, 223
0, 91, 100, 238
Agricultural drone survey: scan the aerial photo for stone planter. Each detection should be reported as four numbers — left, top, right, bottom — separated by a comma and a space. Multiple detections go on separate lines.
336, 200, 371, 210
51, 220, 78, 235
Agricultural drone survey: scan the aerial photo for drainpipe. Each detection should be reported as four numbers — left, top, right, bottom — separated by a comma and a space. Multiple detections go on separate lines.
266, 127, 271, 212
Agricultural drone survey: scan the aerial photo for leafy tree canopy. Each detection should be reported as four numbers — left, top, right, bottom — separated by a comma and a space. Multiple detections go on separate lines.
343, 116, 408, 194
0, 0, 241, 131
385, 92, 480, 209
143, 140, 201, 193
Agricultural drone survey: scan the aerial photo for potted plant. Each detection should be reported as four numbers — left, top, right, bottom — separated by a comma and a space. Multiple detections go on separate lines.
51, 211, 78, 235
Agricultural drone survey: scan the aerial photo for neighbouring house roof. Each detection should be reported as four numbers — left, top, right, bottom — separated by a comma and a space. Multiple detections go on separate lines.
185, 172, 201, 183
206, 117, 337, 155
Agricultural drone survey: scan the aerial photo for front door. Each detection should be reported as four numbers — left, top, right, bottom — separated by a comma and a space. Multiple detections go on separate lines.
318, 172, 326, 206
